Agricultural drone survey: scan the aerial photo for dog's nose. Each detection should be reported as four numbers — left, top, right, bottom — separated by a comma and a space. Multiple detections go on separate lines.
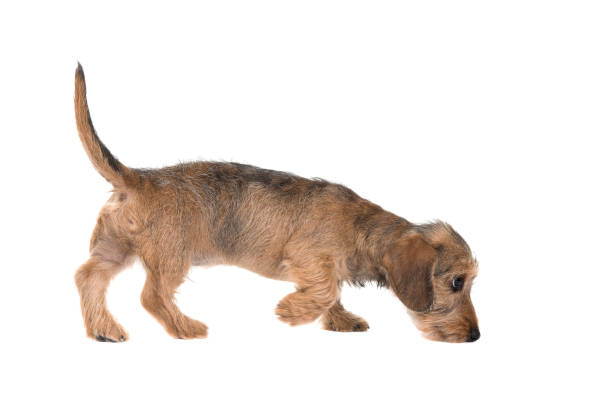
466, 327, 480, 342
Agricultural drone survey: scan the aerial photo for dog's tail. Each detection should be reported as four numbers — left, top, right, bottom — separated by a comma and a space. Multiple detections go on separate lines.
74, 63, 135, 187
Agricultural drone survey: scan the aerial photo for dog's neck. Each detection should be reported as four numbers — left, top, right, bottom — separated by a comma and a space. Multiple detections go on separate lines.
344, 206, 412, 288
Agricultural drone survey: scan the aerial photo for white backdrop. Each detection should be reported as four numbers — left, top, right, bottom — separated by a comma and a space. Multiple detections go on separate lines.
1, 1, 610, 407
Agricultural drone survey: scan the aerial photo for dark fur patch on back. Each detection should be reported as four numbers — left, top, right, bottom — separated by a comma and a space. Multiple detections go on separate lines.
193, 162, 334, 256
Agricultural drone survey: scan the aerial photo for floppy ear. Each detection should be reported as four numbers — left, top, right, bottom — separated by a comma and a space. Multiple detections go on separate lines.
383, 234, 436, 312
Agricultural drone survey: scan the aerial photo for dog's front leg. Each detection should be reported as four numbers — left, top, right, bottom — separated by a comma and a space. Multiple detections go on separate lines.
275, 258, 339, 326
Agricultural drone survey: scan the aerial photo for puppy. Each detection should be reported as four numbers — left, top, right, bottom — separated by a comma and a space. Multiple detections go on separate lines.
74, 64, 479, 343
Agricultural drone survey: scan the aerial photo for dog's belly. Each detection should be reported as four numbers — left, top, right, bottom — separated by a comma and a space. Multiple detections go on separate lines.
191, 254, 223, 268
243, 265, 291, 281
190, 255, 291, 282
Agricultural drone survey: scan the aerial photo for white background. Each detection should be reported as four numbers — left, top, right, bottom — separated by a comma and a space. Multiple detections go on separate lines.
1, 1, 610, 407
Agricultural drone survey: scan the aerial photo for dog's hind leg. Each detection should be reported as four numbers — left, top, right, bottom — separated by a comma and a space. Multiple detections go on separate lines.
275, 256, 339, 326
321, 300, 369, 332
75, 223, 134, 342
140, 255, 208, 339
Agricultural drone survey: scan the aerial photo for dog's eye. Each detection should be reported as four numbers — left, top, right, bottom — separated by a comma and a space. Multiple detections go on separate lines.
451, 277, 464, 292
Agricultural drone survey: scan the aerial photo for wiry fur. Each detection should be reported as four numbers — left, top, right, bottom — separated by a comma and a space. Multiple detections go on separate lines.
74, 65, 480, 343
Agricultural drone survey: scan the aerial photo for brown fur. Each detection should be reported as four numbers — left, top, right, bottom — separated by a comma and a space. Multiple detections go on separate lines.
74, 64, 480, 343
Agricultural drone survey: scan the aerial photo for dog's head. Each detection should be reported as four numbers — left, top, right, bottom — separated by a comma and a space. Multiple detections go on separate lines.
383, 222, 479, 343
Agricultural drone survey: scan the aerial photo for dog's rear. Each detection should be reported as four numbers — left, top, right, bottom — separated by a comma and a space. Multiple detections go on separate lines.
74, 65, 210, 341
74, 65, 479, 343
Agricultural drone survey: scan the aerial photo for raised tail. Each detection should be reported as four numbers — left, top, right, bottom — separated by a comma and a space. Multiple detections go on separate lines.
74, 63, 134, 186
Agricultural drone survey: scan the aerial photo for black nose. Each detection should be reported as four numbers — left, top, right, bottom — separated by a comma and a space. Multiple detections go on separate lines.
466, 327, 480, 342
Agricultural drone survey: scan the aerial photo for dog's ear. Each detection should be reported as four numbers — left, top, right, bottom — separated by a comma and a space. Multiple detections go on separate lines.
383, 234, 436, 312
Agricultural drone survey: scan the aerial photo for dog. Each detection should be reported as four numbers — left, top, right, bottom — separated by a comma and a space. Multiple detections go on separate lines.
74, 64, 480, 343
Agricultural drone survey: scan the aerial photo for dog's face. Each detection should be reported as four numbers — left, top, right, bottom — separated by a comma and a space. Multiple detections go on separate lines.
383, 223, 479, 343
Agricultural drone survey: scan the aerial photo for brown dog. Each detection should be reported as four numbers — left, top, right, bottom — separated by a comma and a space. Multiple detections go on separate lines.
74, 64, 480, 343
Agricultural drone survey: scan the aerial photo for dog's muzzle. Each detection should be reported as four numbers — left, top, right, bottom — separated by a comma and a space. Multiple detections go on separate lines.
466, 327, 480, 342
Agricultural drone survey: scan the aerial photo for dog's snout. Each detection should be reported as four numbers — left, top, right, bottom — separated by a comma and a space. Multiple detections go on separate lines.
466, 327, 480, 342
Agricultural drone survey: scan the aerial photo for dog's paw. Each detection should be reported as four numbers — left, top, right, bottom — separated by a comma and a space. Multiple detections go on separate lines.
275, 302, 300, 326
90, 324, 129, 343
275, 299, 322, 326
171, 317, 208, 340
95, 334, 127, 342
322, 314, 369, 332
